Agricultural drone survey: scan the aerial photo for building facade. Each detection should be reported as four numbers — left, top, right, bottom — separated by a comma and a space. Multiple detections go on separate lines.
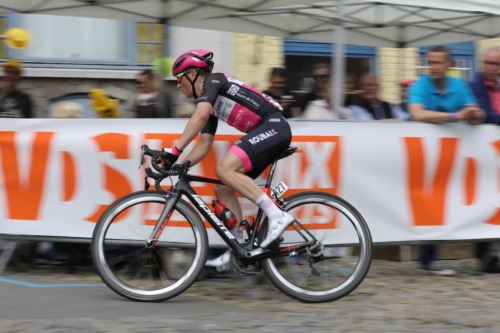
0, 12, 493, 117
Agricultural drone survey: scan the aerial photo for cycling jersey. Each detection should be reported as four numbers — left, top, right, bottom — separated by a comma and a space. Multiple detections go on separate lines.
198, 73, 283, 135
196, 73, 292, 180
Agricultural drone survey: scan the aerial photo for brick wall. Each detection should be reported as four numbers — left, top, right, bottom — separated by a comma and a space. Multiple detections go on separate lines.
233, 33, 284, 91
378, 47, 418, 104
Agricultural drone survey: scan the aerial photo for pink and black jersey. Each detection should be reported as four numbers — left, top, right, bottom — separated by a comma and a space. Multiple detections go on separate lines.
198, 73, 283, 135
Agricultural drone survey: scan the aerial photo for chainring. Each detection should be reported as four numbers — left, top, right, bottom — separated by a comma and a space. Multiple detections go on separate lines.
230, 252, 262, 276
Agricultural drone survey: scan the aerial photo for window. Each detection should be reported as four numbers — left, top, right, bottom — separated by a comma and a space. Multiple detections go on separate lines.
3, 13, 166, 68
417, 58, 473, 81
18, 14, 125, 61
136, 23, 164, 63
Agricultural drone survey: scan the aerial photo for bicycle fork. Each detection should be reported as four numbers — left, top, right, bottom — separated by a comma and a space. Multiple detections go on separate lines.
146, 191, 180, 248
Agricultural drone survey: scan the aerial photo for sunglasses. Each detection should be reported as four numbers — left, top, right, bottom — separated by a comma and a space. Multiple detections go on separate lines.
176, 71, 189, 84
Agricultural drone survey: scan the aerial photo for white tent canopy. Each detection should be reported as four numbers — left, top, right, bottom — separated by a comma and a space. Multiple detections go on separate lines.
2, 0, 500, 47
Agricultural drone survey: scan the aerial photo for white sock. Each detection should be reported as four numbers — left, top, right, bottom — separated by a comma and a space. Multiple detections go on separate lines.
256, 193, 283, 220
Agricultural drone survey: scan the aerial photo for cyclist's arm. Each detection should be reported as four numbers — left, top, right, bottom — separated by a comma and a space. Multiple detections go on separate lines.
181, 114, 217, 166
175, 102, 212, 151
182, 133, 214, 167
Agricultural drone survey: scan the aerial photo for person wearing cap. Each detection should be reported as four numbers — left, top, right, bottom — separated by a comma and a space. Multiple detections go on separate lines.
0, 58, 33, 118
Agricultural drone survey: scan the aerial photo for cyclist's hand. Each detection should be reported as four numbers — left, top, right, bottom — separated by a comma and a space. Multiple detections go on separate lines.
159, 147, 181, 169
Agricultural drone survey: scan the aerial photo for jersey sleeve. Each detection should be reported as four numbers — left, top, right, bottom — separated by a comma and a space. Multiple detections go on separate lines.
197, 73, 226, 106
201, 114, 218, 135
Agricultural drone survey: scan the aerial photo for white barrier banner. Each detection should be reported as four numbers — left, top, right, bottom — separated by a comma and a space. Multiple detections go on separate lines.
1, 119, 500, 245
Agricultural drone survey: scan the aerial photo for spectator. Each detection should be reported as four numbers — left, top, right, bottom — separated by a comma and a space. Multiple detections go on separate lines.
469, 46, 500, 273
348, 74, 408, 121
129, 69, 173, 118
470, 46, 500, 125
263, 67, 300, 118
409, 46, 484, 125
409, 45, 486, 275
0, 58, 33, 118
303, 82, 350, 119
299, 63, 330, 113
51, 101, 83, 118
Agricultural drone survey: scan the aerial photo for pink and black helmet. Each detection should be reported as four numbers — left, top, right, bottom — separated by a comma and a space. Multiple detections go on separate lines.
172, 49, 214, 76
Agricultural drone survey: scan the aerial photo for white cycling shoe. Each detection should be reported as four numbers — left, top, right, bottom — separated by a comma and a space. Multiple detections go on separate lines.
260, 212, 295, 249
205, 250, 232, 273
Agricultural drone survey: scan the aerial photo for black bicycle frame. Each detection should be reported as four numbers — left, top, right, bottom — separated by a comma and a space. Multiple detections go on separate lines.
147, 160, 315, 266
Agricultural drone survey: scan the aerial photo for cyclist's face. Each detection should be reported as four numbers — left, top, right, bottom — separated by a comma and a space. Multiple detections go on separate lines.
428, 52, 449, 80
178, 70, 195, 98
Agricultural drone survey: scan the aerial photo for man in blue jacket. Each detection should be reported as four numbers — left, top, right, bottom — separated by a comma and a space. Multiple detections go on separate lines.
469, 46, 500, 273
470, 46, 500, 125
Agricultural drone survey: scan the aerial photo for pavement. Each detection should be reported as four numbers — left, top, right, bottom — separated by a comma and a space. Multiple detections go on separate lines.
0, 258, 499, 332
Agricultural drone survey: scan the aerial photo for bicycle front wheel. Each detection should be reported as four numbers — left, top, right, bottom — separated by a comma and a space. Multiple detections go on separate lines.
260, 191, 372, 303
91, 190, 208, 302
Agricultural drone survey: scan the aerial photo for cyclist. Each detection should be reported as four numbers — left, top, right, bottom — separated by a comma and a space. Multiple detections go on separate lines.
160, 49, 295, 268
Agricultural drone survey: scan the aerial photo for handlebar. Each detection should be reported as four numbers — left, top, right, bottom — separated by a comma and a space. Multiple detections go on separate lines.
139, 145, 191, 191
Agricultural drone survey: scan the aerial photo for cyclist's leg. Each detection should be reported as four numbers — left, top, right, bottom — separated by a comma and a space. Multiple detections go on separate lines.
214, 184, 243, 232
216, 113, 293, 248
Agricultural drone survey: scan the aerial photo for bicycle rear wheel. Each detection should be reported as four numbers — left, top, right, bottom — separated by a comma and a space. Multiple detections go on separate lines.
91, 190, 208, 302
260, 191, 372, 303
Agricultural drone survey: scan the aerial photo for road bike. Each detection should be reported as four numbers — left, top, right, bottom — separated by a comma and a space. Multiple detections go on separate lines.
91, 144, 373, 303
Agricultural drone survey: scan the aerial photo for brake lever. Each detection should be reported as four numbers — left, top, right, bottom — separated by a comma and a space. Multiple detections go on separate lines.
139, 147, 146, 169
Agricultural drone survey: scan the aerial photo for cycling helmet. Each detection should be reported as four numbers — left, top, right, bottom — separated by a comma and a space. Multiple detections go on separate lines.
172, 49, 214, 99
172, 49, 214, 76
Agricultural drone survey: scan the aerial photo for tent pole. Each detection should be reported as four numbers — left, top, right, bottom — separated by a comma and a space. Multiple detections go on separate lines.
159, 0, 169, 117
333, 0, 345, 118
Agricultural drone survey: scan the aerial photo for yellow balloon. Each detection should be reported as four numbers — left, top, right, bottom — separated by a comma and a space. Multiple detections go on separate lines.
4, 28, 32, 49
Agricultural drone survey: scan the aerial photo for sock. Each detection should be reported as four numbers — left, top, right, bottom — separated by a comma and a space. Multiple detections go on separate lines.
256, 193, 283, 220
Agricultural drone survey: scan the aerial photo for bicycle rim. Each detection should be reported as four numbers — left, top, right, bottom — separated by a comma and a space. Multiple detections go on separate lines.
91, 190, 208, 302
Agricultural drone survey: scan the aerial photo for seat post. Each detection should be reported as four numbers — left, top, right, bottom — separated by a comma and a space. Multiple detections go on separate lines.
265, 159, 278, 187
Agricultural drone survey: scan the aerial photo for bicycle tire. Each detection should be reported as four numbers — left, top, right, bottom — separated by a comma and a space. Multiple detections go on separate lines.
260, 191, 372, 303
91, 190, 208, 302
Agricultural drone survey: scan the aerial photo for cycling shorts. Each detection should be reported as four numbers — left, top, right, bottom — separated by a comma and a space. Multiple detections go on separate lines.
228, 112, 292, 179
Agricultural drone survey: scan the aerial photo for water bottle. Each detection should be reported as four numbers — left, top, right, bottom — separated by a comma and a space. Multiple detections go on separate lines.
212, 200, 238, 229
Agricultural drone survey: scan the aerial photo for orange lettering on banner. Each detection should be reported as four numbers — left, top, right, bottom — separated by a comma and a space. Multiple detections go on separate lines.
86, 133, 132, 223
62, 152, 76, 201
486, 141, 500, 225
403, 137, 458, 226
464, 157, 477, 206
140, 134, 342, 230
0, 131, 54, 220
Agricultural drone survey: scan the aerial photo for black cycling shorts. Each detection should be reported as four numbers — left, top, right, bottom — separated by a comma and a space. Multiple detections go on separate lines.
228, 112, 292, 179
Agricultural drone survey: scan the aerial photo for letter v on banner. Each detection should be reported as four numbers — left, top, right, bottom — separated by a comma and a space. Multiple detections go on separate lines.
403, 137, 458, 226
0, 131, 54, 220
486, 140, 500, 225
